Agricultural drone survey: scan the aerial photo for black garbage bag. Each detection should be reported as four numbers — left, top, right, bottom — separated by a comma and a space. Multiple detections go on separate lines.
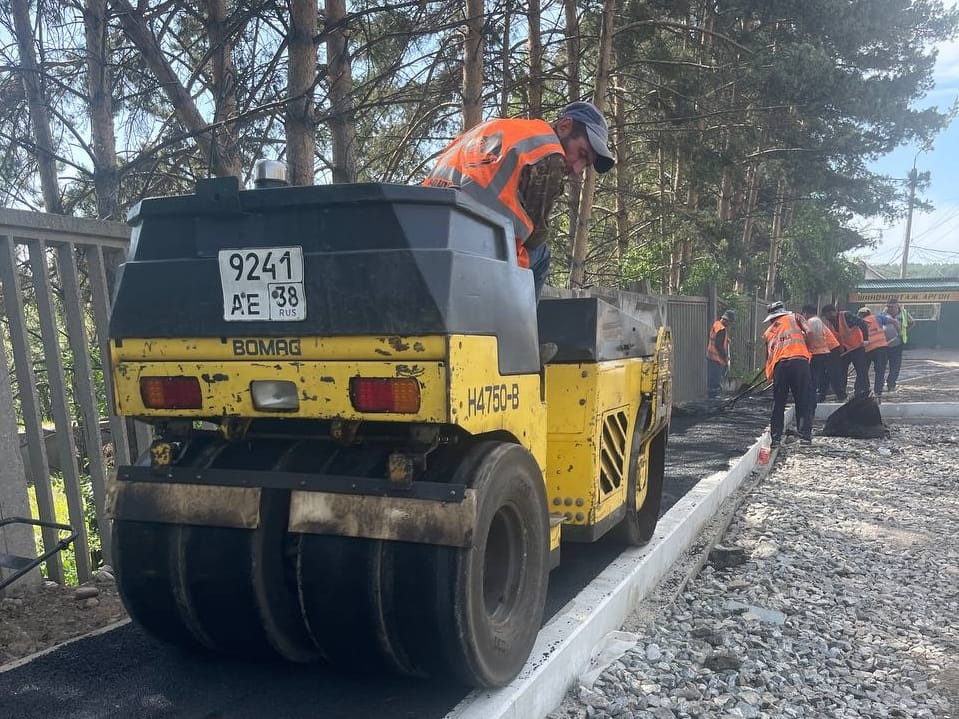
821, 396, 887, 439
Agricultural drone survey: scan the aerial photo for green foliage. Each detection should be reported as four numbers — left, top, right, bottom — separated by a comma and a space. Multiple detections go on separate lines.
0, 0, 955, 297
780, 203, 863, 302
27, 471, 102, 586
28, 476, 75, 585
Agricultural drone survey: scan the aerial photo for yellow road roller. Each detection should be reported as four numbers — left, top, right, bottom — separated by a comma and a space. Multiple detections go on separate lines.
106, 175, 671, 688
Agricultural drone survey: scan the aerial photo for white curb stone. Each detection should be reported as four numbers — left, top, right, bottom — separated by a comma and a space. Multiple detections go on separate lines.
445, 411, 791, 719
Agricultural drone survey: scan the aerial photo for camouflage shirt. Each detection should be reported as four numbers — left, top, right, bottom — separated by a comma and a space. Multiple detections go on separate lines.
518, 153, 567, 249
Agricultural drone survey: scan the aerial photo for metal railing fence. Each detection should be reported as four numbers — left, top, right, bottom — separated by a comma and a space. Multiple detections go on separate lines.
0, 208, 142, 585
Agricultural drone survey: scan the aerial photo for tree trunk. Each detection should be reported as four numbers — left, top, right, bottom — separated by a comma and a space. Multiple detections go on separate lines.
527, 0, 543, 118
718, 165, 733, 222
563, 0, 581, 101
764, 178, 786, 301
669, 147, 683, 293
614, 80, 629, 278
462, 0, 484, 130
570, 0, 615, 288
286, 0, 317, 185
83, 0, 119, 219
500, 6, 511, 116
735, 162, 761, 293
564, 0, 581, 257
657, 131, 667, 292
326, 0, 356, 182
717, 64, 739, 223
113, 0, 238, 178
204, 0, 242, 180
12, 0, 63, 214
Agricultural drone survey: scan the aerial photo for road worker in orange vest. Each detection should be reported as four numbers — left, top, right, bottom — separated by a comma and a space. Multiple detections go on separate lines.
821, 304, 871, 400
764, 301, 813, 447
801, 304, 842, 404
424, 101, 615, 300
706, 309, 735, 399
858, 306, 889, 398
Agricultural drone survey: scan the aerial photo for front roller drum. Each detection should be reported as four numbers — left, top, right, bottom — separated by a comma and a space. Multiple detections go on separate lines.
614, 420, 668, 546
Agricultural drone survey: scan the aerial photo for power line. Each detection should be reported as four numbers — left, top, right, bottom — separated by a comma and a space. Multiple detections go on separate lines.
909, 223, 958, 250
911, 206, 959, 241
865, 244, 903, 266
911, 244, 959, 256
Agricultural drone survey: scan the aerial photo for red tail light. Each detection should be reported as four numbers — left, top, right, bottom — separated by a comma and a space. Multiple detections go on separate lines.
349, 377, 421, 413
140, 376, 203, 409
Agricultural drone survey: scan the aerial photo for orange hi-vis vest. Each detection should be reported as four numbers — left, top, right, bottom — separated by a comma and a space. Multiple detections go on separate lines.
863, 315, 888, 351
835, 312, 864, 352
706, 319, 729, 366
423, 118, 565, 269
825, 324, 840, 351
805, 316, 838, 355
764, 312, 811, 380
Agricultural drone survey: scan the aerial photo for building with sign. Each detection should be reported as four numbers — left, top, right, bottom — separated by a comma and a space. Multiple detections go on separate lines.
849, 278, 959, 348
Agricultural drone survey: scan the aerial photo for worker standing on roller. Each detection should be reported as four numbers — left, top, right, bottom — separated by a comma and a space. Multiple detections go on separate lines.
706, 310, 735, 399
764, 301, 813, 447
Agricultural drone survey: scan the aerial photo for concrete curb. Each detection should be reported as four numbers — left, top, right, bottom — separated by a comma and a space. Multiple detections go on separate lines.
445, 413, 788, 719
814, 401, 959, 420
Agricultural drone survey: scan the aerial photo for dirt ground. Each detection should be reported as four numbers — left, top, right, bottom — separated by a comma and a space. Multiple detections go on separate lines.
0, 569, 127, 667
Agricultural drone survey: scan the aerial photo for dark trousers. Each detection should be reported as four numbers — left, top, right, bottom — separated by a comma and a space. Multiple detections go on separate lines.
810, 352, 833, 400
826, 348, 844, 399
707, 359, 726, 398
805, 360, 819, 430
807, 351, 839, 423
866, 347, 888, 396
527, 242, 550, 300
886, 344, 904, 389
840, 346, 869, 399
771, 357, 812, 443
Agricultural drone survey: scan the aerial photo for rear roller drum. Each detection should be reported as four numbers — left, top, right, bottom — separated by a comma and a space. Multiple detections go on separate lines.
413, 442, 550, 687
113, 520, 201, 651
114, 439, 316, 660
296, 534, 402, 673
294, 444, 405, 673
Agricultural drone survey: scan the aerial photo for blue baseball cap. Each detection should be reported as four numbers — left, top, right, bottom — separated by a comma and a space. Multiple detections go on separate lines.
559, 101, 615, 173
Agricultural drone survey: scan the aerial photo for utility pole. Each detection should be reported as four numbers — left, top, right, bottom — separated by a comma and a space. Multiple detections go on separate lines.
900, 165, 918, 279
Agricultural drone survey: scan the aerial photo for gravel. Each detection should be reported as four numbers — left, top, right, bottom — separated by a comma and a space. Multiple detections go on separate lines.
549, 420, 959, 719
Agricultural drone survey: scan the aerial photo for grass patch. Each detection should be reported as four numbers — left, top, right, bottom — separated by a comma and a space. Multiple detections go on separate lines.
26, 473, 101, 586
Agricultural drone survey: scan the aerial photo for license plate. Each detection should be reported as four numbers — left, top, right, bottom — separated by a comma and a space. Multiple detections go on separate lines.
219, 247, 306, 321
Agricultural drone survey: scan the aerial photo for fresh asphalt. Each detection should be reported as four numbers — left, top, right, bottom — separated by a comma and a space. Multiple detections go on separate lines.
0, 401, 770, 719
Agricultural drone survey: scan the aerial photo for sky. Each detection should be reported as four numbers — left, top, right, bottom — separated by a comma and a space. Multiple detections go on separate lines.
855, 7, 959, 269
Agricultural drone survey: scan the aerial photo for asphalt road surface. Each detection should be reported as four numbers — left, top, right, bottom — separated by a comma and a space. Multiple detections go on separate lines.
0, 402, 770, 719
